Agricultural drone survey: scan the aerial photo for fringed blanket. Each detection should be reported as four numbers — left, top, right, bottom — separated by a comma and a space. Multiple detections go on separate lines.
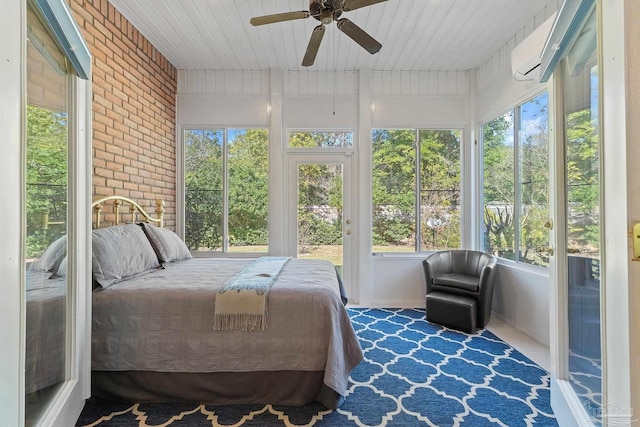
213, 256, 291, 331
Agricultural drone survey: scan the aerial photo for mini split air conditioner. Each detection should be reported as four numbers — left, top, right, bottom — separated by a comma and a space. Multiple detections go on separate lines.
511, 13, 557, 81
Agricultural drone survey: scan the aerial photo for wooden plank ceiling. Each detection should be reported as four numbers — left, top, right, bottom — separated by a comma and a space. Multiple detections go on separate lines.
108, 0, 557, 72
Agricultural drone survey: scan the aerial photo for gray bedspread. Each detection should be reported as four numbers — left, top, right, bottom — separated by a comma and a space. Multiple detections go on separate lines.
26, 271, 66, 394
91, 258, 363, 399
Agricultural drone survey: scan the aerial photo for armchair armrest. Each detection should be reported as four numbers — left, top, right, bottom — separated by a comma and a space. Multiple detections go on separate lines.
476, 255, 497, 327
423, 252, 447, 294
477, 256, 497, 294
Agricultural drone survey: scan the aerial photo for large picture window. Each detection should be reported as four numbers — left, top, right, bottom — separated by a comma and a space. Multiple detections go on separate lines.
482, 92, 549, 267
372, 129, 462, 252
183, 128, 269, 253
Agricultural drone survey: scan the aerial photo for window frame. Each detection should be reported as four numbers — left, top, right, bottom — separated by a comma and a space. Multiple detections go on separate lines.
480, 90, 550, 268
180, 126, 269, 257
371, 127, 465, 254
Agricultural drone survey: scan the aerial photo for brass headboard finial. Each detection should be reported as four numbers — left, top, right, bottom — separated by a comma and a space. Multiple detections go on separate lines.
91, 196, 164, 228
94, 203, 103, 229
114, 199, 122, 225
156, 199, 165, 228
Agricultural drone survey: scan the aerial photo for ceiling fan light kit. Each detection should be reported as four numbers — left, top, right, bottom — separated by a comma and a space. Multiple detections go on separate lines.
250, 0, 387, 66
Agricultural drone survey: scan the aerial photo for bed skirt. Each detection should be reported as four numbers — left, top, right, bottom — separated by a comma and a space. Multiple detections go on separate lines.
91, 370, 344, 409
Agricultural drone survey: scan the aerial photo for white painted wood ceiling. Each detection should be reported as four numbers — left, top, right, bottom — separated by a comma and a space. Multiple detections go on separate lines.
108, 0, 558, 72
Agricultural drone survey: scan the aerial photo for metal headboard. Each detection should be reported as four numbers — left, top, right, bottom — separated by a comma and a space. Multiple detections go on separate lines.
91, 196, 164, 229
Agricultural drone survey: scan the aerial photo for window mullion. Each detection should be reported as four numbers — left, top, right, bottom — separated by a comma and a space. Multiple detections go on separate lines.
513, 108, 522, 262
223, 129, 229, 253
415, 129, 421, 252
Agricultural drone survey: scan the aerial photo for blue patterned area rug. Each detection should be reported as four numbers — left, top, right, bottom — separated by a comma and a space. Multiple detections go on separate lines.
76, 308, 558, 426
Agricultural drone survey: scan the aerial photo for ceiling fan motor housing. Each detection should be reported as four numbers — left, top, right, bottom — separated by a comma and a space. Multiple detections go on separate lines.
310, 0, 344, 24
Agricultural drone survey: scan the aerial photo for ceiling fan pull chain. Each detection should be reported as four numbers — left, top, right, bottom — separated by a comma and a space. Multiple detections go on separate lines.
333, 28, 336, 115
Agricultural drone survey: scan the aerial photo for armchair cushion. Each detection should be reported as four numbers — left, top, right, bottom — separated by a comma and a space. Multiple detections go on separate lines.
432, 273, 479, 292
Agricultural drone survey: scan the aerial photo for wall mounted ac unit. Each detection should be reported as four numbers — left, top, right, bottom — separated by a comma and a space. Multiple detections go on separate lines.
511, 13, 557, 81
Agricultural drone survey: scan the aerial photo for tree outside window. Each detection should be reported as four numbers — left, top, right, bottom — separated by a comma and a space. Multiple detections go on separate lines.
372, 128, 462, 252
184, 128, 268, 253
26, 105, 68, 258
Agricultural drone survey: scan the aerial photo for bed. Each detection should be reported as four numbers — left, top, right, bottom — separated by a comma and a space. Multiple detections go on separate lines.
86, 196, 363, 409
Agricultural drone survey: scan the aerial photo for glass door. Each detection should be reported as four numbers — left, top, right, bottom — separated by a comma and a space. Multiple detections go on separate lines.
287, 154, 353, 299
25, 3, 69, 424
562, 4, 602, 422
21, 1, 91, 425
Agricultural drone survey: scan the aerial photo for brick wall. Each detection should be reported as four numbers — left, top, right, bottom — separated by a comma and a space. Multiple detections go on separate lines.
70, 0, 177, 228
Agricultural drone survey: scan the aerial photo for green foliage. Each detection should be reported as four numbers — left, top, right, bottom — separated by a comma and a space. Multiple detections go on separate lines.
371, 129, 463, 250
296, 161, 344, 250
26, 105, 68, 257
372, 129, 416, 247
289, 131, 352, 148
566, 109, 600, 251
298, 210, 342, 252
483, 114, 515, 207
229, 129, 269, 246
184, 129, 269, 250
419, 130, 461, 251
184, 129, 224, 250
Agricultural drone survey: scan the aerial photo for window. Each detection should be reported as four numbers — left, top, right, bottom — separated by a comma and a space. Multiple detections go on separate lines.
372, 129, 462, 252
183, 128, 268, 253
482, 92, 549, 267
289, 131, 353, 148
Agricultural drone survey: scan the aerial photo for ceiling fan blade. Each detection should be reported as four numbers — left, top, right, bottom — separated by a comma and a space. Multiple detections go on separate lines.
343, 0, 387, 12
250, 11, 310, 26
302, 25, 325, 67
336, 18, 381, 54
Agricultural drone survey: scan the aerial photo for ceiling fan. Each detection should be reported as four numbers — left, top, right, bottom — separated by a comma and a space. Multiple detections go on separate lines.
250, 0, 387, 67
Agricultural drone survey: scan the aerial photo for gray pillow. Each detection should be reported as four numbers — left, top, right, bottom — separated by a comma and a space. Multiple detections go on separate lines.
92, 224, 161, 289
30, 235, 66, 273
139, 223, 192, 264
54, 256, 67, 278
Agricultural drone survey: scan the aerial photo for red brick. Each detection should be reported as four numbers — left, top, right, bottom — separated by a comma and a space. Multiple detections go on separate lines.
71, 0, 176, 221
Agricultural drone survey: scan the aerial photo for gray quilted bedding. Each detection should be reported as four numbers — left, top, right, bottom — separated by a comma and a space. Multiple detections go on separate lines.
26, 271, 66, 393
91, 257, 363, 398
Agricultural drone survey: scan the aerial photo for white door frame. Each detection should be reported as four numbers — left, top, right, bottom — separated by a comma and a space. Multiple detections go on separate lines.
285, 152, 356, 302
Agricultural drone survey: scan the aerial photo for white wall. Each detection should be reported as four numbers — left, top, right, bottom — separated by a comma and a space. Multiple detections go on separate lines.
492, 263, 550, 345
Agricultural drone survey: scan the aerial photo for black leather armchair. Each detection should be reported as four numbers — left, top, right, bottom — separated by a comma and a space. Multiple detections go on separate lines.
423, 250, 497, 332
